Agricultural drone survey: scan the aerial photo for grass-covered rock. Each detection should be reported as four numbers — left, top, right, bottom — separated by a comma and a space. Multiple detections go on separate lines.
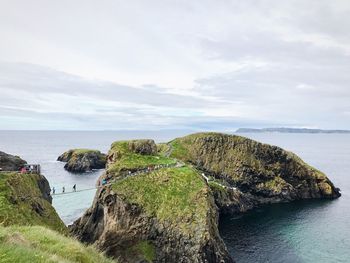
169, 132, 340, 211
58, 149, 107, 173
71, 139, 232, 263
71, 133, 341, 263
105, 140, 176, 177
0, 172, 65, 232
0, 151, 115, 263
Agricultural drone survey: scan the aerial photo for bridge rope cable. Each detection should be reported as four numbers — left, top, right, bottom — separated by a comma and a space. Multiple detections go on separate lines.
52, 162, 183, 197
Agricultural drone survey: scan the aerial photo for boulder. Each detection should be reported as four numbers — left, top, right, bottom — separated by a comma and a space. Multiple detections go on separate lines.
58, 149, 107, 173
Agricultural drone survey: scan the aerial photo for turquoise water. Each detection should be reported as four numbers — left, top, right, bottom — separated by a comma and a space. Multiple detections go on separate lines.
0, 131, 348, 262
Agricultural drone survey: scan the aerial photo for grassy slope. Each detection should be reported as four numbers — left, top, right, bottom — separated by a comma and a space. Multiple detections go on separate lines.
0, 172, 65, 232
0, 225, 114, 263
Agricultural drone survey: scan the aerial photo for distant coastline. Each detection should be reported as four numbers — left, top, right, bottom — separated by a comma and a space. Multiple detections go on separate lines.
236, 128, 350, 134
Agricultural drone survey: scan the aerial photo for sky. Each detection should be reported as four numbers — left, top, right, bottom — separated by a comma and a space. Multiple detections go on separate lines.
0, 0, 349, 130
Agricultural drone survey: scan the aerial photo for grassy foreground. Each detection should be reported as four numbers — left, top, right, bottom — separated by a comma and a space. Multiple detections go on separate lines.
0, 225, 114, 263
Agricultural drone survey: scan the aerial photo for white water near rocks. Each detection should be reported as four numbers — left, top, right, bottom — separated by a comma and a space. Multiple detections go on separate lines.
0, 131, 349, 262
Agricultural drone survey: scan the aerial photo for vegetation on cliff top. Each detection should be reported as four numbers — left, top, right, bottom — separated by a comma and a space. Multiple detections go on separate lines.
168, 132, 339, 198
0, 225, 114, 263
107, 140, 176, 176
112, 166, 209, 233
0, 172, 65, 233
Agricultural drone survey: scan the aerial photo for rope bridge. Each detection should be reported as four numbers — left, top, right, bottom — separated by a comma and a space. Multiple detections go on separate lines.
52, 162, 183, 197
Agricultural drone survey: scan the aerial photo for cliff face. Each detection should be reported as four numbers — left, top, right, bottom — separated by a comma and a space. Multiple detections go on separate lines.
71, 140, 233, 263
57, 149, 107, 173
169, 132, 340, 213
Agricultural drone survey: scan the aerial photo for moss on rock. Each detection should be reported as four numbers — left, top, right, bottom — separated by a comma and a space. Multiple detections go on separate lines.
0, 172, 66, 233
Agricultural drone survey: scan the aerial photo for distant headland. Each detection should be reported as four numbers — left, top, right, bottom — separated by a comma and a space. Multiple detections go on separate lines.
236, 127, 350, 134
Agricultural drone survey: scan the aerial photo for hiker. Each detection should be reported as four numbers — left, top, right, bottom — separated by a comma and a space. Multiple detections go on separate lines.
62, 186, 65, 193
52, 187, 55, 195
73, 184, 76, 192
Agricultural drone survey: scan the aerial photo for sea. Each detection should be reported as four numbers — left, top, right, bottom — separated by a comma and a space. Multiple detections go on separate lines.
0, 130, 349, 263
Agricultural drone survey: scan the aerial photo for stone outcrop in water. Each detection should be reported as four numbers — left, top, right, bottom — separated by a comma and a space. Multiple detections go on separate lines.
70, 133, 340, 263
0, 151, 27, 171
58, 149, 107, 173
169, 132, 341, 214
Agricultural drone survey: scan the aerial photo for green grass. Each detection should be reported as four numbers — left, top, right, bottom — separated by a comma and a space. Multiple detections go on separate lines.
72, 149, 100, 155
0, 172, 66, 233
107, 141, 176, 176
168, 140, 190, 160
112, 166, 209, 233
156, 143, 171, 155
168, 132, 330, 188
0, 225, 115, 263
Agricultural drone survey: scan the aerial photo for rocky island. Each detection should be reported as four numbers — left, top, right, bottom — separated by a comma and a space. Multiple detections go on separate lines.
57, 149, 107, 173
0, 151, 114, 262
70, 132, 340, 262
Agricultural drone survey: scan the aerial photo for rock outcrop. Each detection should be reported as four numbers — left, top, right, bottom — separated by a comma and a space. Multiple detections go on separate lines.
71, 133, 341, 263
58, 149, 107, 173
128, 139, 157, 155
169, 132, 341, 214
0, 151, 27, 171
71, 140, 233, 263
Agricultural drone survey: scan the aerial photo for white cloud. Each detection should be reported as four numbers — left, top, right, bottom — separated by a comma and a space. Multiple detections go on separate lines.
0, 0, 349, 129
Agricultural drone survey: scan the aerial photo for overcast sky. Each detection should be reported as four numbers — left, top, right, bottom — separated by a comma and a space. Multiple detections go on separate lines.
0, 0, 349, 130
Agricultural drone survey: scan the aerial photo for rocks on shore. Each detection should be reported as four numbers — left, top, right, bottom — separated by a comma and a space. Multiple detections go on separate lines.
0, 151, 27, 171
57, 149, 107, 173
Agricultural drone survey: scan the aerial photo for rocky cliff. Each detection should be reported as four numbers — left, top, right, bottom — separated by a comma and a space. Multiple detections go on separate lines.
169, 132, 340, 214
71, 133, 341, 263
58, 149, 107, 173
71, 139, 232, 263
